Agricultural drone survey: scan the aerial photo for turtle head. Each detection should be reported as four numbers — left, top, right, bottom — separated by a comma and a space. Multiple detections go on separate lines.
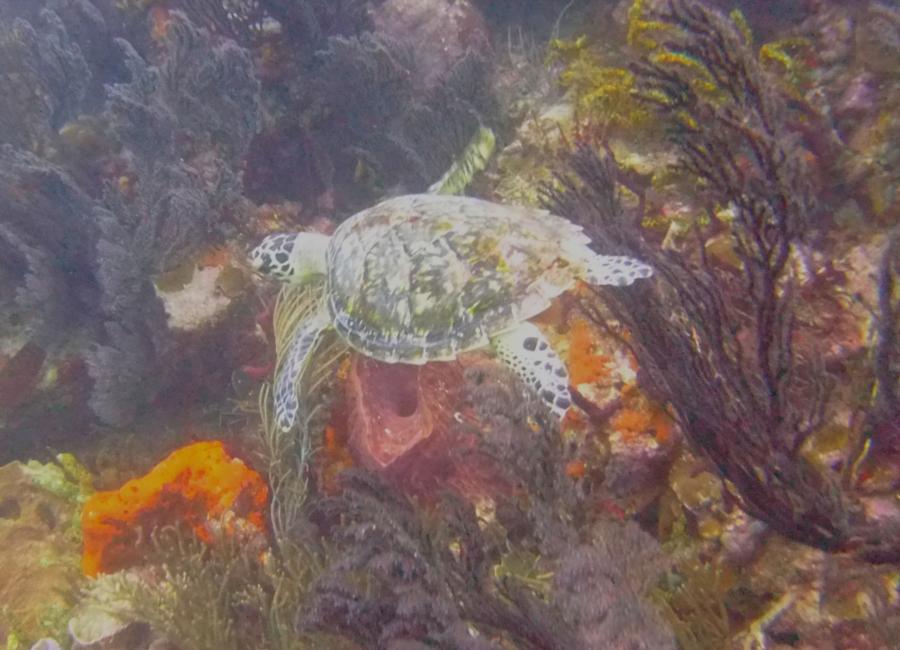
249, 232, 329, 284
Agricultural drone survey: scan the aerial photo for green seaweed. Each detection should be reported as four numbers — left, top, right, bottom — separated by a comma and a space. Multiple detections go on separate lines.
493, 549, 554, 598
23, 453, 94, 505
98, 527, 325, 650
652, 559, 734, 650
21, 454, 94, 542
429, 126, 496, 195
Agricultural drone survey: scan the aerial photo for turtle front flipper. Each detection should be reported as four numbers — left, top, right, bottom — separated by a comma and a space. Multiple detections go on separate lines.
491, 322, 572, 420
274, 309, 331, 431
271, 278, 335, 433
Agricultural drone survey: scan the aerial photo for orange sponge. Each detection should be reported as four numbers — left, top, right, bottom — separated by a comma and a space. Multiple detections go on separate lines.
567, 319, 610, 386
81, 440, 268, 577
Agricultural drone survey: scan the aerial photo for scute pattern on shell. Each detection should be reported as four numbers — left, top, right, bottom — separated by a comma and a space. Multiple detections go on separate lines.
326, 194, 588, 362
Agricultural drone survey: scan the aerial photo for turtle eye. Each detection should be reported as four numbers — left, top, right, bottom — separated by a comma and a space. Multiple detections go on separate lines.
249, 245, 272, 274
257, 256, 273, 275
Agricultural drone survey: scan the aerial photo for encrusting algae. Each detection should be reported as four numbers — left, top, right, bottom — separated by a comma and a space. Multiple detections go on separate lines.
566, 318, 611, 387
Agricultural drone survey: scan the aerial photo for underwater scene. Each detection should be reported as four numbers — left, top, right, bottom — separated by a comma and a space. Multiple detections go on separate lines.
0, 0, 899, 648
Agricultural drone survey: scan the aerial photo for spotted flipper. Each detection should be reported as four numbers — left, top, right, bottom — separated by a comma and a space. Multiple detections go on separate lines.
274, 308, 330, 432
491, 322, 572, 419
584, 254, 653, 287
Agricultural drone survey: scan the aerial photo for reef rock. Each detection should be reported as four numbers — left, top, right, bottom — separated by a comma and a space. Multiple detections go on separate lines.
81, 441, 268, 577
0, 461, 82, 642
0, 342, 46, 410
372, 0, 491, 90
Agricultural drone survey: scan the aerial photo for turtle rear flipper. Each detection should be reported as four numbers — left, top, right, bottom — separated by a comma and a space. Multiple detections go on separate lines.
491, 322, 572, 420
584, 254, 653, 287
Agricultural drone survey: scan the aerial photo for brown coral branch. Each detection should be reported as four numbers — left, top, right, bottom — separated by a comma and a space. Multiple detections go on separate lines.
545, 0, 900, 563
865, 229, 900, 454
546, 142, 847, 552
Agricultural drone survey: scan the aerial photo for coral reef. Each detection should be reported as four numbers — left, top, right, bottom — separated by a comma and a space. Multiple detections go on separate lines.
301, 366, 676, 649
81, 440, 267, 577
2, 1, 899, 648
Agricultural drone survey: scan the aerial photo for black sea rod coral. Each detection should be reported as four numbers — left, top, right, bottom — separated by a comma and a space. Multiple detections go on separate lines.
546, 0, 900, 562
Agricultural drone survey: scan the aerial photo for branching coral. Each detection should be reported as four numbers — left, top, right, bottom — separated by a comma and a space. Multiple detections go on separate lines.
0, 6, 105, 347
0, 3, 260, 426
553, 524, 674, 650
394, 52, 499, 187
545, 0, 900, 561
0, 145, 100, 340
864, 230, 900, 458
551, 148, 848, 553
86, 9, 259, 424
0, 7, 90, 153
179, 0, 274, 45
313, 32, 497, 198
262, 0, 379, 48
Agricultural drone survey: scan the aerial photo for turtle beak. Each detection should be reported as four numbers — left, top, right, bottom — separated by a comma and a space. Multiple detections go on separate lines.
243, 246, 269, 280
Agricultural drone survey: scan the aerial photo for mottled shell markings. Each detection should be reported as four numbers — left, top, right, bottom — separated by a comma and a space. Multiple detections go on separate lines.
326, 196, 585, 363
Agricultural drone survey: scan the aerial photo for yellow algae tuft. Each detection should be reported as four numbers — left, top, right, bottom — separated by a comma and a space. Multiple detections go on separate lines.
547, 36, 653, 135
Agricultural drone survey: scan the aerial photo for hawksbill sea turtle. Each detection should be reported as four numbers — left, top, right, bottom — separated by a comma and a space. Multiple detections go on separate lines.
250, 194, 653, 432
